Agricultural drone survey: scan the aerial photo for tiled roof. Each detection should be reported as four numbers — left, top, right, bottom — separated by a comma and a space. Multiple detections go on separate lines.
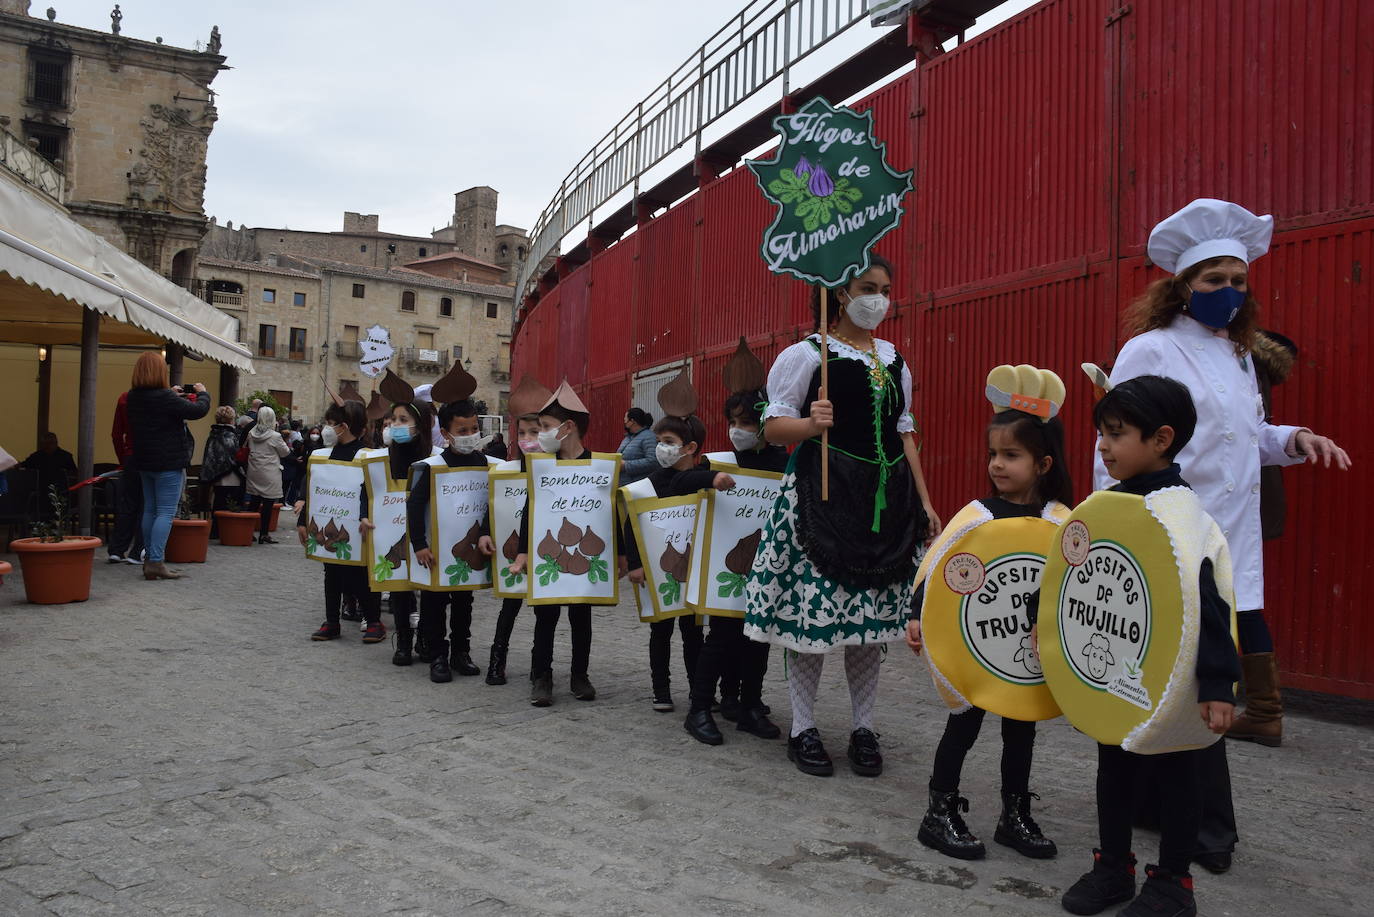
197, 256, 320, 280
403, 251, 504, 271
296, 257, 515, 298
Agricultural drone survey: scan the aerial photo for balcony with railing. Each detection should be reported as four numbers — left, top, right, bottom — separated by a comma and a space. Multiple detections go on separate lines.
210, 290, 244, 309
0, 120, 66, 204
335, 340, 361, 359
489, 357, 510, 383
401, 346, 450, 374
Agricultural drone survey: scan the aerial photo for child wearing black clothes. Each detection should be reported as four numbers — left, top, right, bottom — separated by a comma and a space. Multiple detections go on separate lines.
621, 410, 736, 714
484, 410, 545, 686
1057, 375, 1240, 917
683, 389, 787, 744
408, 397, 495, 683
300, 400, 385, 642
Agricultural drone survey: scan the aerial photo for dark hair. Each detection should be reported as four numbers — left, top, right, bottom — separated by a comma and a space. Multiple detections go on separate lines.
540, 403, 589, 437
324, 401, 366, 436
626, 407, 653, 429
392, 401, 433, 456
438, 399, 478, 428
653, 414, 707, 450
1092, 375, 1197, 459
724, 389, 766, 425
809, 253, 895, 331
987, 412, 1074, 507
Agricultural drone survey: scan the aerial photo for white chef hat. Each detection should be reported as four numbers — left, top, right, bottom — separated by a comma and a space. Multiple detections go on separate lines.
1147, 198, 1274, 275
409, 383, 446, 447
412, 383, 434, 404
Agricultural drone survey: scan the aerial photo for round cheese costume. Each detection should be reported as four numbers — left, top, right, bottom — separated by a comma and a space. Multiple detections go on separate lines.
916, 365, 1069, 722
1040, 367, 1239, 754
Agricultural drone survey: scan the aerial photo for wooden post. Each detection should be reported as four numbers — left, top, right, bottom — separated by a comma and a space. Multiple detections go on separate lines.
219, 363, 239, 409
36, 346, 52, 443
819, 287, 829, 501
76, 309, 99, 535
166, 342, 184, 387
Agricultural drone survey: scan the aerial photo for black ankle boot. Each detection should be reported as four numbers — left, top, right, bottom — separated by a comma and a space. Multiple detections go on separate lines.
391, 630, 413, 667
451, 649, 481, 677
1062, 849, 1137, 915
994, 790, 1057, 859
736, 705, 781, 739
917, 789, 986, 860
429, 654, 452, 683
485, 644, 508, 685
684, 709, 724, 745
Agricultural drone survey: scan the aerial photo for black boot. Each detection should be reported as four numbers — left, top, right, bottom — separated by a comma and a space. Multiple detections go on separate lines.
391, 629, 413, 667
993, 790, 1057, 859
451, 647, 481, 677
414, 629, 432, 664
1120, 865, 1195, 917
429, 653, 452, 684
719, 695, 742, 722
485, 644, 508, 685
786, 728, 834, 776
530, 671, 554, 707
917, 790, 986, 860
1061, 849, 1137, 916
736, 705, 781, 739
684, 709, 724, 745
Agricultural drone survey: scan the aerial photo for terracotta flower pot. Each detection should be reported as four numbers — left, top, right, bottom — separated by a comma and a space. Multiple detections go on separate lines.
214, 510, 259, 546
270, 503, 283, 532
165, 518, 211, 563
11, 535, 101, 604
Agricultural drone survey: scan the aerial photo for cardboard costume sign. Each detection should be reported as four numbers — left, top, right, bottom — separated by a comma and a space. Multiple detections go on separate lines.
409, 455, 496, 592
361, 450, 413, 591
1040, 489, 1237, 754
525, 452, 621, 606
619, 478, 700, 622
303, 451, 365, 566
489, 459, 530, 599
684, 453, 783, 618
915, 501, 1070, 721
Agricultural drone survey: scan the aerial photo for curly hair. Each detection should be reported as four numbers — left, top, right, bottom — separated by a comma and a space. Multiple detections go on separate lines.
1124, 256, 1258, 356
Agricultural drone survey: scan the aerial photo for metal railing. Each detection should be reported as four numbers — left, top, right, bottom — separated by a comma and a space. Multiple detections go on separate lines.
210, 290, 244, 308
0, 121, 66, 204
335, 340, 361, 358
515, 0, 874, 296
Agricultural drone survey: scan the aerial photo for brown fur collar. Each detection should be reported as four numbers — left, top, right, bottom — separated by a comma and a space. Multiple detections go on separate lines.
1252, 331, 1296, 384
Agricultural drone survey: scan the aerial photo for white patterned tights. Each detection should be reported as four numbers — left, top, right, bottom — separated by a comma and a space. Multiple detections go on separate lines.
786, 645, 882, 738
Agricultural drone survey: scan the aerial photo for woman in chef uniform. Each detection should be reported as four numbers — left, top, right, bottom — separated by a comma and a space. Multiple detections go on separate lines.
1096, 198, 1350, 872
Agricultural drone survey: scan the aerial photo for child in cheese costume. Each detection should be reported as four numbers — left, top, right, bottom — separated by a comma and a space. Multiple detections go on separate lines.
1050, 374, 1240, 917
907, 365, 1072, 862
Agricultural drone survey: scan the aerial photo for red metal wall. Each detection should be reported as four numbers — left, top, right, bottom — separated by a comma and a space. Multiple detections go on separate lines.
513, 0, 1373, 698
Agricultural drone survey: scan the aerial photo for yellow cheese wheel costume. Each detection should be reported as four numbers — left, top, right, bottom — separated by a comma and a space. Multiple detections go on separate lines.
1040, 487, 1237, 754
915, 500, 1070, 721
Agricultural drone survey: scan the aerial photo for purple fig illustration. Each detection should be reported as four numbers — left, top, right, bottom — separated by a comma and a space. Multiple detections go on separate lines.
794, 155, 812, 177
808, 164, 834, 198
579, 525, 605, 557
557, 517, 582, 547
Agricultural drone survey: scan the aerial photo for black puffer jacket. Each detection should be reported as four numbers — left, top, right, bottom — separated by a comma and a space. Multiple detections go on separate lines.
127, 387, 210, 472
200, 423, 241, 485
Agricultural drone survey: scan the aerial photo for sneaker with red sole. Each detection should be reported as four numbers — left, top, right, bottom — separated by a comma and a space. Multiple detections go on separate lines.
311, 622, 340, 641
362, 621, 387, 643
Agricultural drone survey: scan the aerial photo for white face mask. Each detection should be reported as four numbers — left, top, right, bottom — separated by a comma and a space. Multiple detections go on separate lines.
728, 427, 761, 451
517, 439, 539, 454
656, 442, 684, 468
321, 425, 338, 448
381, 426, 393, 446
450, 432, 490, 455
536, 426, 566, 453
844, 293, 890, 331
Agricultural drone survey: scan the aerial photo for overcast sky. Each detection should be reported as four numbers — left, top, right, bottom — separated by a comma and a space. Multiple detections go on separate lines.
47, 0, 1035, 240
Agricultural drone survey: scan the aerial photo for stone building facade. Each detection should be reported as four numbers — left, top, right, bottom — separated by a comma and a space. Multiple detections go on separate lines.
197, 254, 515, 423
0, 1, 225, 278
201, 212, 455, 271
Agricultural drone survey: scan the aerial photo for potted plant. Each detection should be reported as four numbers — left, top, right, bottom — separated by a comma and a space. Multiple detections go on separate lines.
213, 496, 258, 547
11, 485, 102, 604
165, 493, 211, 563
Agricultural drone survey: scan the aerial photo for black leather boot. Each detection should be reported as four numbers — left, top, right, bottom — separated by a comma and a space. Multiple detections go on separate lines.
391, 629, 413, 667
1061, 849, 1138, 915
684, 709, 724, 745
429, 654, 452, 683
736, 705, 781, 739
485, 644, 508, 685
451, 648, 481, 677
994, 790, 1057, 859
786, 728, 834, 776
917, 790, 986, 860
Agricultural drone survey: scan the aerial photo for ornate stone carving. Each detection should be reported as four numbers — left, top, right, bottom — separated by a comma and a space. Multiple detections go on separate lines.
137, 102, 216, 213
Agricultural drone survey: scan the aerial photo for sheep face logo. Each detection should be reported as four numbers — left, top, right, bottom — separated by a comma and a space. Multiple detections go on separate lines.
1081, 633, 1115, 681
1013, 634, 1042, 676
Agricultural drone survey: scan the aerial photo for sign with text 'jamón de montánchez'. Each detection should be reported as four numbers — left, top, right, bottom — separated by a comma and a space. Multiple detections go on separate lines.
747, 97, 913, 286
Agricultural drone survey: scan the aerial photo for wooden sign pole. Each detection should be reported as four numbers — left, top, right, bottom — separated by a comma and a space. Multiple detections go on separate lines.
819, 286, 830, 501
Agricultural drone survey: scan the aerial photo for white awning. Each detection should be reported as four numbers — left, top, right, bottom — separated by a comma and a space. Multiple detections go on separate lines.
0, 175, 254, 371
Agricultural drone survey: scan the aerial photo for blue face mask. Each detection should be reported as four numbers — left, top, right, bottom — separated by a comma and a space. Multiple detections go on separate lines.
1187, 285, 1246, 330
391, 424, 414, 444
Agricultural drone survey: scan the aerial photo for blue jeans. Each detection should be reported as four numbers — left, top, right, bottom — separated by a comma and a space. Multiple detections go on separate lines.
139, 470, 184, 564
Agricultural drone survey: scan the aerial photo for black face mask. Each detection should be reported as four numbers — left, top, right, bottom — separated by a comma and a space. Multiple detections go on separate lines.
624, 425, 634, 435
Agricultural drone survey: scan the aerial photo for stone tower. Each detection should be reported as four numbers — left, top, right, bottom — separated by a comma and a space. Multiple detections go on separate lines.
452, 186, 497, 263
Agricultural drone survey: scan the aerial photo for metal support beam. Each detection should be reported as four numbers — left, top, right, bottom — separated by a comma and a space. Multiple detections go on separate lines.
36, 346, 51, 444
76, 309, 99, 535
166, 342, 184, 386
219, 363, 239, 409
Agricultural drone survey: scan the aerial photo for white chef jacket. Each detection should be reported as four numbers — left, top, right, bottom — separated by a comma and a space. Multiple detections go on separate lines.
1092, 317, 1307, 611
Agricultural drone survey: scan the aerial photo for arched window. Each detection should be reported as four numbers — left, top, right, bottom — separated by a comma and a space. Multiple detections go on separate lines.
499, 244, 509, 258
400, 290, 416, 312
517, 246, 526, 260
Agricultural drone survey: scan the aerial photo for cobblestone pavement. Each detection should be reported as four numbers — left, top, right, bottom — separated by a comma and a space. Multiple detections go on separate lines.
0, 540, 1367, 916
